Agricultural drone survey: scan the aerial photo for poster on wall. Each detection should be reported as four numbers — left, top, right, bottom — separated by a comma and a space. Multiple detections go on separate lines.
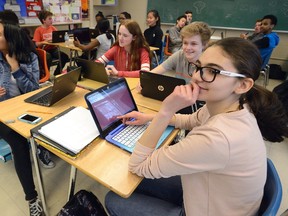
0, 0, 27, 23
25, 0, 42, 17
81, 0, 88, 18
42, 0, 81, 23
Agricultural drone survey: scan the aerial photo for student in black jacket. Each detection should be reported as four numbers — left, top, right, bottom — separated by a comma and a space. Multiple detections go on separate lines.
144, 10, 163, 68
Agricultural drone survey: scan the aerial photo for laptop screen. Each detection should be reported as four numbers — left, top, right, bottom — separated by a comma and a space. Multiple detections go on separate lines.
85, 79, 137, 136
73, 28, 91, 44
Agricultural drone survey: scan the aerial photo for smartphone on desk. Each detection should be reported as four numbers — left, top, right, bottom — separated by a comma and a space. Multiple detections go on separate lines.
18, 113, 42, 124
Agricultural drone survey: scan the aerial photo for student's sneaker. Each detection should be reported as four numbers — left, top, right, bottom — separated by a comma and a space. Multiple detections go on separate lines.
29, 198, 44, 216
37, 146, 55, 169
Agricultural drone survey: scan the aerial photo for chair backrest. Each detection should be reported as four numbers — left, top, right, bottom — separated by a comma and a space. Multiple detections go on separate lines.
259, 64, 270, 88
258, 158, 282, 216
36, 48, 50, 83
163, 34, 172, 56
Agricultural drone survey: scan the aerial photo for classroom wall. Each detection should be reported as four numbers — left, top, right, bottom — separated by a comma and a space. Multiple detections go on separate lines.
90, 0, 288, 72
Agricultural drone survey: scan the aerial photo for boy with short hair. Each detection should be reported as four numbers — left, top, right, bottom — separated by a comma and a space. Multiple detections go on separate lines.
240, 19, 263, 42
254, 14, 279, 69
33, 10, 69, 75
185, 10, 193, 24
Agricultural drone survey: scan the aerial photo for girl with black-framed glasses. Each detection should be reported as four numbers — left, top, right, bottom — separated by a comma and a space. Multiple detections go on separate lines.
105, 37, 288, 216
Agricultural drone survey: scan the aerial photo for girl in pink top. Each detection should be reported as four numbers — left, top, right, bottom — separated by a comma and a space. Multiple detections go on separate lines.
105, 38, 288, 216
97, 20, 151, 78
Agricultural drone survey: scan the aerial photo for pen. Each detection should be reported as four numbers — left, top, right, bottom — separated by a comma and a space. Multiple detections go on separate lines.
27, 110, 53, 114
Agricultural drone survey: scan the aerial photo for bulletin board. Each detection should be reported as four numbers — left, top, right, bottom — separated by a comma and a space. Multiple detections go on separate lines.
42, 0, 82, 22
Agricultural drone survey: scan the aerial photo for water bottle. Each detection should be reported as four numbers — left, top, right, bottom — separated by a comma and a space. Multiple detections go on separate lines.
64, 32, 69, 46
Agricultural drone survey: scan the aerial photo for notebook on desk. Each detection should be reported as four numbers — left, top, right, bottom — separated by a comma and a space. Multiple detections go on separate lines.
24, 67, 81, 107
73, 28, 91, 44
140, 71, 193, 114
85, 78, 174, 153
52, 30, 67, 43
75, 58, 119, 83
31, 106, 99, 157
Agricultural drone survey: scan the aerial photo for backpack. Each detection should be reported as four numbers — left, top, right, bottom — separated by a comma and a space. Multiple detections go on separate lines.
273, 80, 288, 115
269, 64, 287, 80
57, 190, 108, 216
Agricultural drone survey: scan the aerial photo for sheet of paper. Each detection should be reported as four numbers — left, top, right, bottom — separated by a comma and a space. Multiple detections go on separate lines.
39, 107, 99, 153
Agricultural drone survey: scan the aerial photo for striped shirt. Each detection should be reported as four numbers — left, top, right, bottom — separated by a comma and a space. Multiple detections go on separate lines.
97, 45, 150, 78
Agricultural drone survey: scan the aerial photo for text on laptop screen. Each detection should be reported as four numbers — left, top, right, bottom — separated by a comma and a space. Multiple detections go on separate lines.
86, 81, 136, 131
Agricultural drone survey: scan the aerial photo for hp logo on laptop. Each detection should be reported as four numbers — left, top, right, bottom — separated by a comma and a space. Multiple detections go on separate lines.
158, 85, 164, 91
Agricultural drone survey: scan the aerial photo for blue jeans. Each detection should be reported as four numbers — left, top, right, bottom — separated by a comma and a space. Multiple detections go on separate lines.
105, 176, 185, 216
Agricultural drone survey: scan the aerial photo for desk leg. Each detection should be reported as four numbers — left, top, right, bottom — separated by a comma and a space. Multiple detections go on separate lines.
57, 46, 62, 71
69, 50, 79, 67
69, 50, 73, 67
29, 138, 48, 216
67, 166, 77, 201
153, 51, 159, 66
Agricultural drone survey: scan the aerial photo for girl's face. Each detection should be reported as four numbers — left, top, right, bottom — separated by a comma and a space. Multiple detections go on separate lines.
182, 34, 204, 63
146, 12, 158, 27
177, 18, 187, 28
95, 16, 103, 23
118, 25, 134, 49
192, 46, 241, 103
43, 15, 53, 26
0, 24, 8, 52
118, 14, 127, 25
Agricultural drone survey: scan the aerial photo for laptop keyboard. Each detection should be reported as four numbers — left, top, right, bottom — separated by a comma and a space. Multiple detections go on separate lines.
112, 124, 148, 148
34, 92, 52, 105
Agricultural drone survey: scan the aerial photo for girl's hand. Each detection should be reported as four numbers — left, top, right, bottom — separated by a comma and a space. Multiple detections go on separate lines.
5, 54, 19, 72
135, 81, 142, 93
161, 82, 200, 114
73, 37, 81, 47
105, 65, 118, 76
0, 87, 6, 96
117, 111, 152, 125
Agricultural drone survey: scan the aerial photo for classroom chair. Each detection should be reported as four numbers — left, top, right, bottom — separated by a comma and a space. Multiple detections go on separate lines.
259, 64, 270, 88
258, 158, 282, 216
36, 48, 51, 83
163, 34, 172, 57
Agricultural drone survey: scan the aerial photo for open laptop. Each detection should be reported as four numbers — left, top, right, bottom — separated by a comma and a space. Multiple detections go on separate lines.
24, 67, 81, 107
90, 29, 99, 39
75, 58, 119, 83
140, 71, 193, 114
73, 28, 91, 45
140, 71, 186, 101
52, 30, 67, 43
85, 78, 174, 153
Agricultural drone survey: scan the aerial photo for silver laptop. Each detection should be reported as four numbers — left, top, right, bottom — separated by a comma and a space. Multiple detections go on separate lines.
85, 78, 174, 153
24, 67, 81, 107
75, 58, 119, 83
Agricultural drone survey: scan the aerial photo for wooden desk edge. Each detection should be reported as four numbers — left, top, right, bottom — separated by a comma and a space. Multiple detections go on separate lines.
35, 128, 179, 198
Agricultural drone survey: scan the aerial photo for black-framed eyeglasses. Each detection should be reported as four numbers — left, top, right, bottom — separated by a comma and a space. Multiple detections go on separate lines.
188, 62, 246, 83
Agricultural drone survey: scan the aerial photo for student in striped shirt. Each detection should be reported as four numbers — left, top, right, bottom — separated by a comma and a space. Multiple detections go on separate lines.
97, 20, 151, 78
